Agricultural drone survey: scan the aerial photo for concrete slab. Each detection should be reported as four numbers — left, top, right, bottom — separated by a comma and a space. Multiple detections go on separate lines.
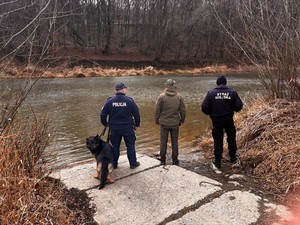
51, 154, 222, 225
89, 165, 222, 225
51, 153, 161, 190
50, 153, 298, 225
167, 190, 261, 225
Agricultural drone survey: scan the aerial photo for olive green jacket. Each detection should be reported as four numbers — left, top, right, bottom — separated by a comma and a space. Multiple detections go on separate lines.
155, 86, 186, 126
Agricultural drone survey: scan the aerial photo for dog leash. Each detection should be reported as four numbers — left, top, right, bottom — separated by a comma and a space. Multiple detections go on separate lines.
99, 126, 110, 143
99, 126, 107, 137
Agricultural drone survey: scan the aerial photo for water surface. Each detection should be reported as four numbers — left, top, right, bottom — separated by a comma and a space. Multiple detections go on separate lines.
0, 75, 263, 167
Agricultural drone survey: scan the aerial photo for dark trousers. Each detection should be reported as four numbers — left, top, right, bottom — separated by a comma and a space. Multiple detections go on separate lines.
110, 128, 137, 167
160, 124, 179, 163
212, 117, 237, 163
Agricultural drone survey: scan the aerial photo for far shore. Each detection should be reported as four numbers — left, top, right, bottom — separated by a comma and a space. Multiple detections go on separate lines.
0, 63, 259, 79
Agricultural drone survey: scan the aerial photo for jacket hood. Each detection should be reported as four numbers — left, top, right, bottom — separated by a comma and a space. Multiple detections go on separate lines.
164, 86, 177, 96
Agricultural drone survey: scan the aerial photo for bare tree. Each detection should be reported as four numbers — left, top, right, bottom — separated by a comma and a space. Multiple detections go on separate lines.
2, 0, 299, 84
211, 0, 300, 100
0, 0, 68, 131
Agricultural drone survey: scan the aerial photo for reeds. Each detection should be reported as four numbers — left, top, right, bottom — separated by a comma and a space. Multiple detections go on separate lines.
235, 97, 300, 200
0, 63, 258, 78
0, 114, 79, 224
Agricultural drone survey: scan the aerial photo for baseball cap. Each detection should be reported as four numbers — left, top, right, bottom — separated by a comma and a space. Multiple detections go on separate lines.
115, 82, 127, 90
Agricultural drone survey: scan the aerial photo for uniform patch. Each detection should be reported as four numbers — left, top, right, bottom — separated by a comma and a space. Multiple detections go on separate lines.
215, 92, 231, 100
112, 102, 127, 107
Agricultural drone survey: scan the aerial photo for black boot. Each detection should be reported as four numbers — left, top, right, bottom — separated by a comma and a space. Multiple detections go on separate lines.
172, 159, 179, 165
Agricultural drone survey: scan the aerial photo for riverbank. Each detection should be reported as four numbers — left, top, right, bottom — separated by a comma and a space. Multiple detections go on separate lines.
0, 62, 258, 79
1, 48, 258, 78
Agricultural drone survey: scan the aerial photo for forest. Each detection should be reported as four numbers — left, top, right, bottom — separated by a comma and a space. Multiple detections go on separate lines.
2, 0, 242, 64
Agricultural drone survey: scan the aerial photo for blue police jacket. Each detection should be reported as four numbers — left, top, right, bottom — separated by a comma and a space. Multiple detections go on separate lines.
100, 93, 140, 130
201, 84, 243, 121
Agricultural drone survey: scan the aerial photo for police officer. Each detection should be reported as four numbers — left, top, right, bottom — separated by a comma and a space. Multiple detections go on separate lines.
100, 82, 140, 169
201, 75, 243, 169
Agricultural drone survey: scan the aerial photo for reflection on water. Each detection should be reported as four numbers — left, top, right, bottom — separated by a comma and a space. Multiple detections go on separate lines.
0, 75, 263, 168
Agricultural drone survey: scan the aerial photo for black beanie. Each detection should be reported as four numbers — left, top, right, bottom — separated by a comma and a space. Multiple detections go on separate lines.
216, 75, 227, 85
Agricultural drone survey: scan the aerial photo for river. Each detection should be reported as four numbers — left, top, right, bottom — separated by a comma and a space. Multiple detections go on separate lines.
0, 74, 263, 168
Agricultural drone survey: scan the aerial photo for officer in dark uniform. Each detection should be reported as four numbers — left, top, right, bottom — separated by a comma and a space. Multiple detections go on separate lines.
100, 82, 141, 169
201, 75, 243, 169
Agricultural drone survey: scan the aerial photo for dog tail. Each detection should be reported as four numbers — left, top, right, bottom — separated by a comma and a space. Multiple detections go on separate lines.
99, 158, 109, 190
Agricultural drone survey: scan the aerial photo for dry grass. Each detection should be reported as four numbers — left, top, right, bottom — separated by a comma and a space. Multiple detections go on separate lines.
0, 113, 96, 224
0, 63, 258, 78
0, 65, 168, 78
236, 98, 300, 199
0, 116, 65, 224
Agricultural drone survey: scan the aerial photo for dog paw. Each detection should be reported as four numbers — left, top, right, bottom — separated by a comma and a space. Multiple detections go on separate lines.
107, 177, 115, 184
98, 185, 105, 190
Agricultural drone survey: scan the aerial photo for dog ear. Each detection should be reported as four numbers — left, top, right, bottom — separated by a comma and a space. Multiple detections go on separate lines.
86, 137, 91, 144
95, 134, 99, 139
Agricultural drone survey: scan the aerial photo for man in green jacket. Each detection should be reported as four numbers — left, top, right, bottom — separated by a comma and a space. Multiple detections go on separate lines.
155, 79, 186, 165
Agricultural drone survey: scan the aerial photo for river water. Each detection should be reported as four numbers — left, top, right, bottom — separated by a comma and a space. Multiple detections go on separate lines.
0, 74, 263, 168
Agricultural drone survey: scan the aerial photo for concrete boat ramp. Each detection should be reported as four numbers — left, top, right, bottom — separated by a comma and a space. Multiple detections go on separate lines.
51, 154, 296, 225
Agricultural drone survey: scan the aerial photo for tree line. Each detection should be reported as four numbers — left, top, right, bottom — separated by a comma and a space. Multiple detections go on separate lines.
0, 0, 227, 64
0, 0, 299, 99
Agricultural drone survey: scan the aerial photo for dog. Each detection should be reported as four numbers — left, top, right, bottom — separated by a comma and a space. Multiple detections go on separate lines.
86, 134, 114, 190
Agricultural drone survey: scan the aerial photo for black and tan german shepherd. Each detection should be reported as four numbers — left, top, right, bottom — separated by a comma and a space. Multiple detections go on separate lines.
86, 134, 114, 190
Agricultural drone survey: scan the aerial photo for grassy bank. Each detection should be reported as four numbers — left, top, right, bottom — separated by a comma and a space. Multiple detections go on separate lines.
0, 63, 257, 78
0, 114, 96, 224
236, 98, 300, 199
